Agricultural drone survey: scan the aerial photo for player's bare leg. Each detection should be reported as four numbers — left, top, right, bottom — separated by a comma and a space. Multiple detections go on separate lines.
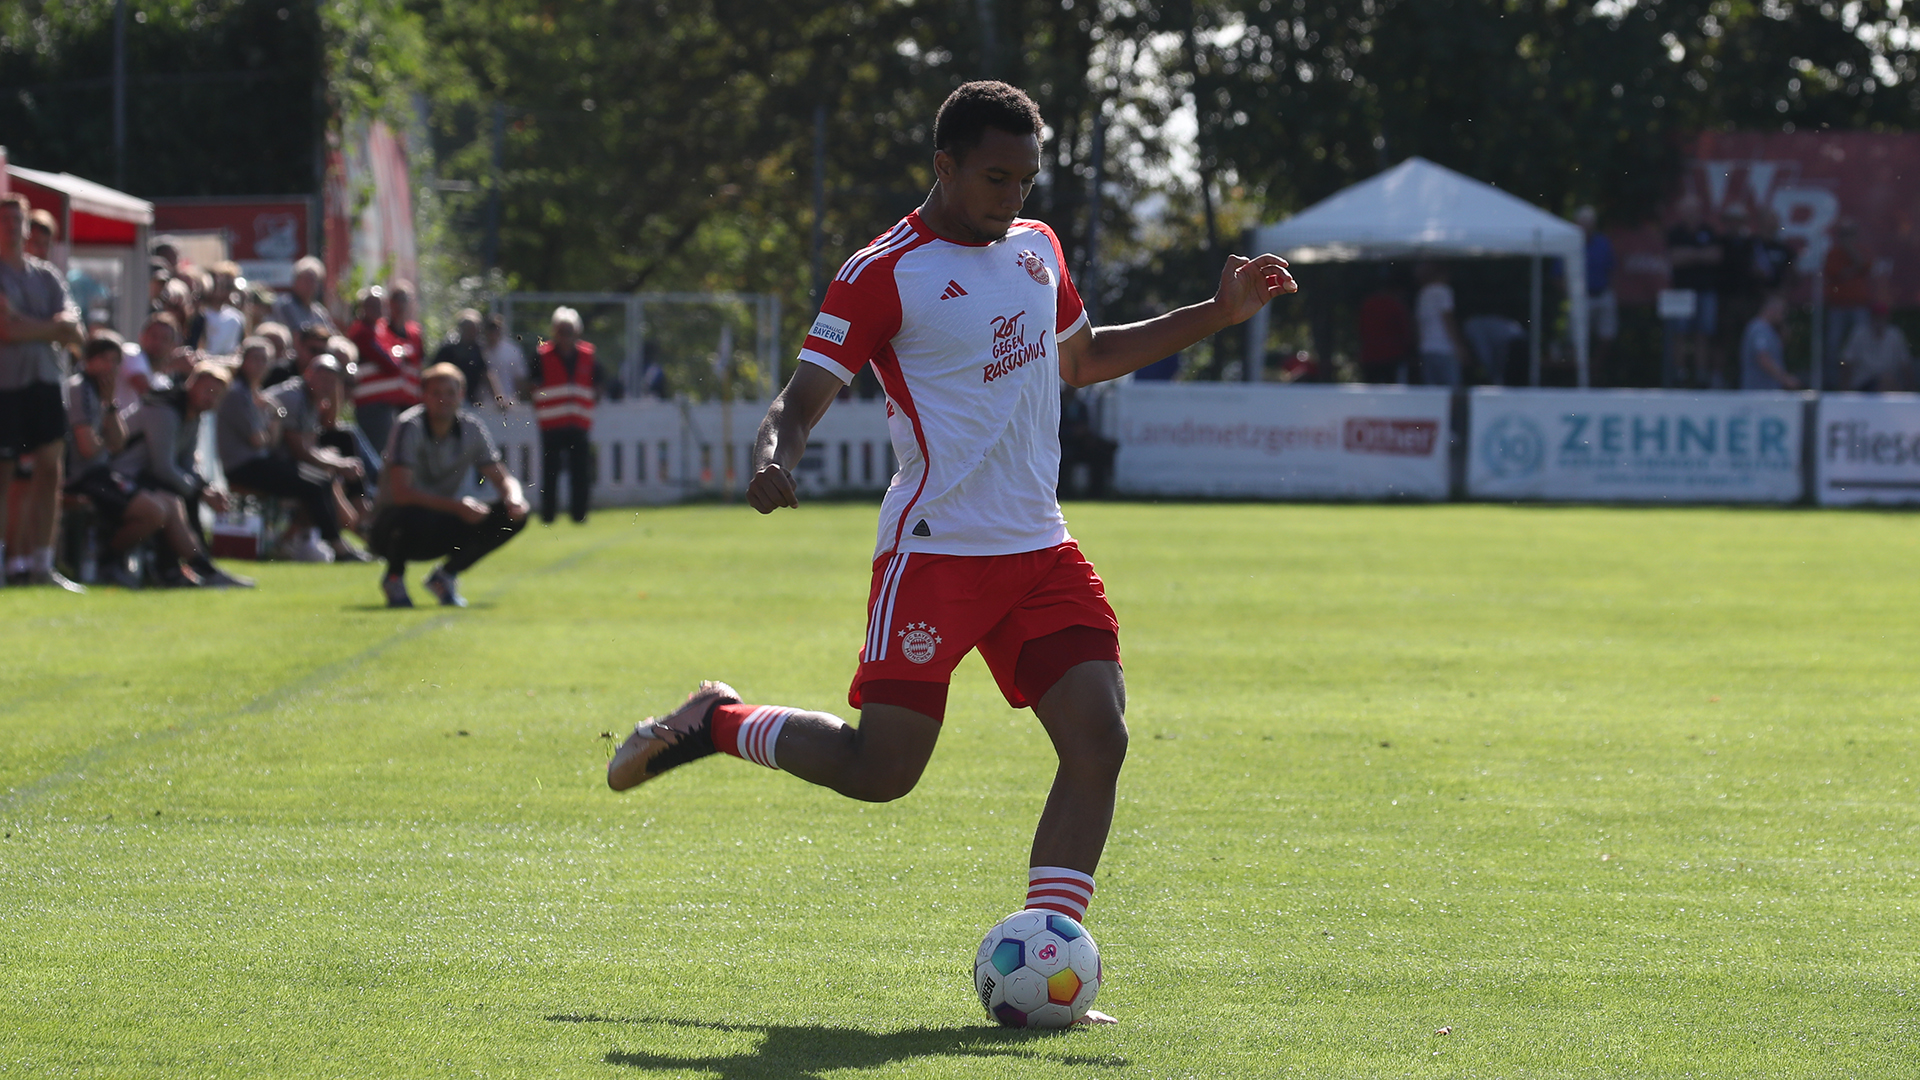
1026, 660, 1126, 1024
776, 704, 941, 802
1028, 661, 1127, 873
609, 684, 941, 804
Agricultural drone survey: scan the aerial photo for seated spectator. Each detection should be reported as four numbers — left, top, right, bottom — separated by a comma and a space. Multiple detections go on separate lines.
218, 339, 370, 564
200, 262, 246, 356
432, 309, 499, 406
370, 363, 528, 608
254, 321, 293, 376
66, 337, 251, 588
245, 284, 279, 334
115, 314, 182, 410
1739, 295, 1800, 391
113, 363, 233, 551
266, 322, 329, 387
26, 208, 57, 260
161, 277, 196, 345
266, 354, 373, 538
272, 255, 334, 335
1840, 303, 1914, 392
301, 357, 381, 520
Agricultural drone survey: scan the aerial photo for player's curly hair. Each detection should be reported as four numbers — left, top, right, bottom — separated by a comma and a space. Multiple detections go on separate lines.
934, 81, 1044, 161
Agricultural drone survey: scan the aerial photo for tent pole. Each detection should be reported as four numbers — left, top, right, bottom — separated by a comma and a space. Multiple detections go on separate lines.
1244, 301, 1269, 383
1529, 235, 1543, 387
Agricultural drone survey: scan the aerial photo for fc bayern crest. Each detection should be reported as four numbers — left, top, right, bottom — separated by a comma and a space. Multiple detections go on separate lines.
898, 622, 943, 664
1016, 250, 1053, 286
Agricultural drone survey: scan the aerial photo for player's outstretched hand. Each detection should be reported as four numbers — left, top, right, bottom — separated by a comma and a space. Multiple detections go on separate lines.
1214, 253, 1298, 326
746, 462, 799, 514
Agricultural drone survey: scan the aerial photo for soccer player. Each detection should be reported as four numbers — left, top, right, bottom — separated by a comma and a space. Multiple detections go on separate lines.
608, 81, 1294, 998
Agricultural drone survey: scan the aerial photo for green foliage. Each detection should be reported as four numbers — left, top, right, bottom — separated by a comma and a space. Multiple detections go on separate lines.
1198, 0, 1917, 223
0, 0, 321, 195
2, 504, 1917, 1076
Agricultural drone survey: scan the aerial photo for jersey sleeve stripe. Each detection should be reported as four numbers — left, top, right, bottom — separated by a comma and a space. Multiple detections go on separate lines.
835, 221, 913, 283
798, 348, 859, 385
842, 229, 921, 284
1058, 309, 1090, 341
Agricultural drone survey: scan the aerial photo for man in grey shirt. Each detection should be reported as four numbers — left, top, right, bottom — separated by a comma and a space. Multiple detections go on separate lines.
267, 355, 372, 536
271, 256, 335, 336
113, 364, 233, 549
218, 339, 368, 562
369, 362, 529, 608
0, 193, 86, 590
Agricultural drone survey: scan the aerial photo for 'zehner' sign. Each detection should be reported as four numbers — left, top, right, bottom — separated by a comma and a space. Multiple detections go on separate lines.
1468, 389, 1803, 502
1815, 392, 1920, 505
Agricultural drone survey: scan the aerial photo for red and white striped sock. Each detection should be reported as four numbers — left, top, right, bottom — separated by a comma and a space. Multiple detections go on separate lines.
1025, 865, 1096, 922
710, 704, 792, 770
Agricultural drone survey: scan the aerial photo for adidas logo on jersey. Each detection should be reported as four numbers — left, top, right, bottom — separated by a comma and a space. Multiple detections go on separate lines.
938, 280, 968, 300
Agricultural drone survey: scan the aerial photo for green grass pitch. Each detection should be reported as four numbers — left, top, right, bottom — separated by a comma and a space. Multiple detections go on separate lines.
2, 502, 1914, 1078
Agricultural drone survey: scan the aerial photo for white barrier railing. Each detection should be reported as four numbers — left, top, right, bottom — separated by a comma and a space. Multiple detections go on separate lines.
480, 398, 893, 507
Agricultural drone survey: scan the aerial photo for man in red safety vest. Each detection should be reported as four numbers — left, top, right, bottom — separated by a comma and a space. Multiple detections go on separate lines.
527, 305, 601, 523
347, 285, 420, 460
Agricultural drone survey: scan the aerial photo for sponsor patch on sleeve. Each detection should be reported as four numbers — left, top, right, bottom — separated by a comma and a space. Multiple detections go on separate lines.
808, 312, 852, 346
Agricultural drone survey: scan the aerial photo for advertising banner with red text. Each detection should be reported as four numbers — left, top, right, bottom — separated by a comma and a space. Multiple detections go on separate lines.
1107, 383, 1451, 499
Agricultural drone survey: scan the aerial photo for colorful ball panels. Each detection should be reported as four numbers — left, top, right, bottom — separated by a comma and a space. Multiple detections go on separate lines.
973, 910, 1102, 1028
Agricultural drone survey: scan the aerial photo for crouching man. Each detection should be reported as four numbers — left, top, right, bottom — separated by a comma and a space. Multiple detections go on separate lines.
370, 363, 528, 608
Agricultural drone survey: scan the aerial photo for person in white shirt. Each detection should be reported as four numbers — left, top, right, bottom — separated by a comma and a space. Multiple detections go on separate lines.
1840, 303, 1913, 392
1414, 261, 1469, 388
481, 314, 524, 411
198, 261, 247, 356
604, 83, 1296, 988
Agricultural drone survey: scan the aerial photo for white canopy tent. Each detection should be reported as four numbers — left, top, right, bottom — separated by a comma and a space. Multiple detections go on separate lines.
1246, 157, 1588, 387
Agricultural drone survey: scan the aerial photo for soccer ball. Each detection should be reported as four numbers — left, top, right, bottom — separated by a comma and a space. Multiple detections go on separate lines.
973, 910, 1102, 1028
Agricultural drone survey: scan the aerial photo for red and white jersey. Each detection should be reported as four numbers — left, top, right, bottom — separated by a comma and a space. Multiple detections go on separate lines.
801, 211, 1088, 558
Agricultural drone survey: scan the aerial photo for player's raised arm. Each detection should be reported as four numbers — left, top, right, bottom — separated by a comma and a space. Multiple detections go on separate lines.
1057, 253, 1297, 387
746, 362, 843, 513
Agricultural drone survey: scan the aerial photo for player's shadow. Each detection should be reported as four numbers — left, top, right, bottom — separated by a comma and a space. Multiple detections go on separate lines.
547, 1013, 1128, 1078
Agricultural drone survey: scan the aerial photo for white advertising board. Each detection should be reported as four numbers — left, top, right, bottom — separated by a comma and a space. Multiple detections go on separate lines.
1107, 383, 1451, 499
1468, 388, 1803, 502
1814, 392, 1920, 505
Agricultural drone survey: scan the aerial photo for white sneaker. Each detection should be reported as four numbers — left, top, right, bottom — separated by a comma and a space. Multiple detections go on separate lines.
289, 533, 335, 563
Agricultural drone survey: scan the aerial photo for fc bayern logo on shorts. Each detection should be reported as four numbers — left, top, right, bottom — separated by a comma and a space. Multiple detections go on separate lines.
1017, 249, 1052, 286
898, 622, 943, 664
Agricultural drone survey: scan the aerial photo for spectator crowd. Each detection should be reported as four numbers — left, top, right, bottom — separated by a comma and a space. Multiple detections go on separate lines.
0, 193, 575, 603
1324, 203, 1912, 392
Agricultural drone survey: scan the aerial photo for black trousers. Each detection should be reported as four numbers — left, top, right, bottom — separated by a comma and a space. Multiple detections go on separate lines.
226, 456, 341, 541
540, 427, 592, 523
371, 502, 524, 576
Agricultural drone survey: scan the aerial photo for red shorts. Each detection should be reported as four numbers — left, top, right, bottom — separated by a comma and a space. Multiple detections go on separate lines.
849, 541, 1121, 720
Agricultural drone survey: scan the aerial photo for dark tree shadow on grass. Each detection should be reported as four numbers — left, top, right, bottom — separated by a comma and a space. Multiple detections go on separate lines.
547, 1013, 1128, 1078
